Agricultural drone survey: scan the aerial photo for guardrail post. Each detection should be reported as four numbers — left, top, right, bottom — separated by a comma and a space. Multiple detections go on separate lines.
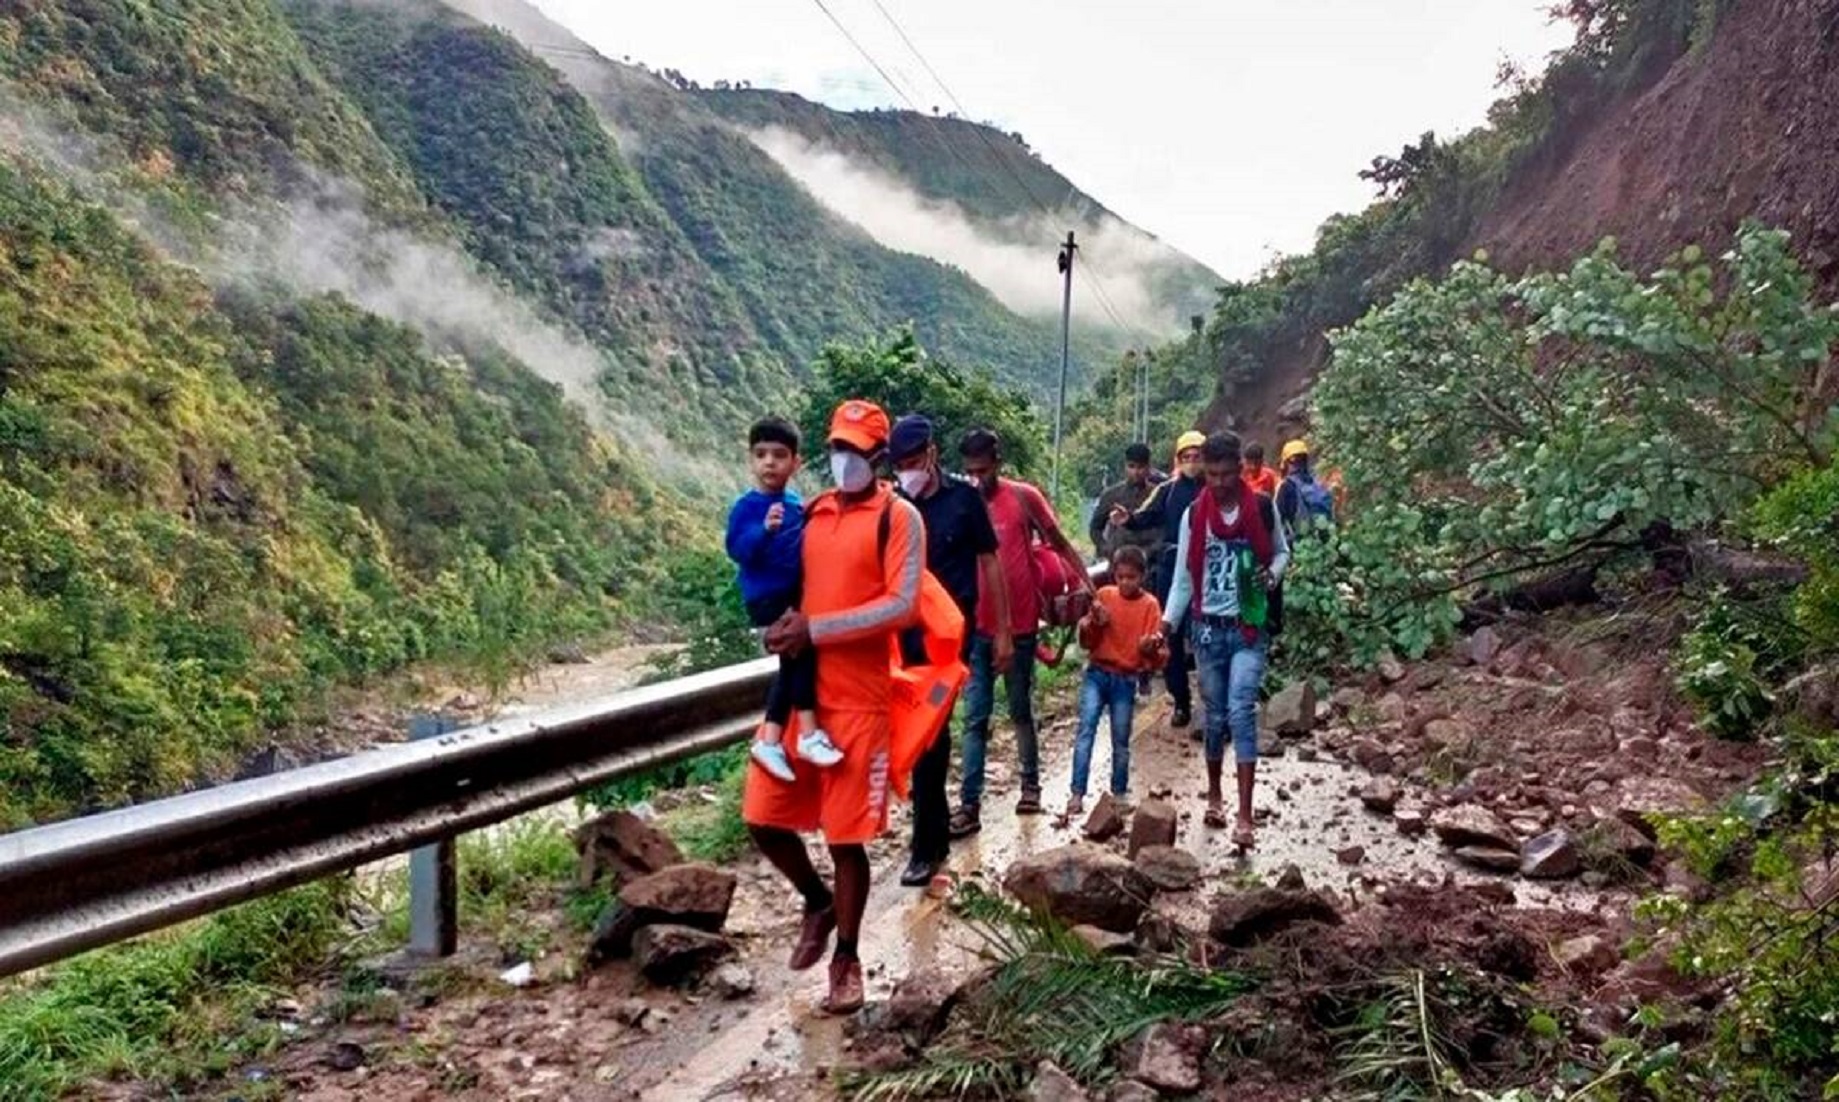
407, 713, 461, 957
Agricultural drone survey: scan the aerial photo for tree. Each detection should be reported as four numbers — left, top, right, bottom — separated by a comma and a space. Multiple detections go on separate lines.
796, 329, 1047, 481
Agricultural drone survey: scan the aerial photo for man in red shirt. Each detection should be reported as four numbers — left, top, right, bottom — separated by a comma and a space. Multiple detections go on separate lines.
949, 427, 1092, 835
742, 399, 924, 1014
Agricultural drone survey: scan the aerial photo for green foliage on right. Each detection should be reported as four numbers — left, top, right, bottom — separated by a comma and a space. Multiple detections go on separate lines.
1293, 225, 1836, 668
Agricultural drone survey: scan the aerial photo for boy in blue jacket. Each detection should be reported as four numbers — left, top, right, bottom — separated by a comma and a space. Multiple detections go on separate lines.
725, 417, 840, 782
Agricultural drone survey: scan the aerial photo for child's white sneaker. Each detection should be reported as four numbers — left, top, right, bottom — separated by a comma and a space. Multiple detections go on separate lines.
797, 729, 844, 767
751, 739, 796, 783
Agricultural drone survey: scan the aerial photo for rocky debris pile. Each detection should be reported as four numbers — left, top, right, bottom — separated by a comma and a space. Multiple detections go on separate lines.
579, 815, 741, 991
1306, 617, 1767, 889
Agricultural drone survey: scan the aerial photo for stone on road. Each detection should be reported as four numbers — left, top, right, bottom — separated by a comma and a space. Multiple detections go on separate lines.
1005, 844, 1155, 932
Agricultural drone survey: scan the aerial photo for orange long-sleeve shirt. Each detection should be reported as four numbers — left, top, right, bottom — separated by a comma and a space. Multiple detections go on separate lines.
803, 484, 925, 713
1079, 585, 1166, 674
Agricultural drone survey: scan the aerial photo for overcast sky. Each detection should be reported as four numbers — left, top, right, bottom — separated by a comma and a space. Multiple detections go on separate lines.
530, 0, 1573, 281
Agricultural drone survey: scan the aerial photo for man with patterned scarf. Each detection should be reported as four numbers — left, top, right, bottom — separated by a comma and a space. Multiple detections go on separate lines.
1155, 431, 1290, 848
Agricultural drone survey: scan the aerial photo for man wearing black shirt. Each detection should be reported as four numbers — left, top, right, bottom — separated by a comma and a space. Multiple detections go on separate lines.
1108, 430, 1207, 730
889, 414, 1010, 886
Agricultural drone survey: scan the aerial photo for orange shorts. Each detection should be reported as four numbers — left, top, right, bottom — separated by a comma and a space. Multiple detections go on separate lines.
741, 709, 891, 845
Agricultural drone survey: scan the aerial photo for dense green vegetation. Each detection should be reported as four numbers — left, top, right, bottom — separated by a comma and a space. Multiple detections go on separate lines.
0, 158, 677, 825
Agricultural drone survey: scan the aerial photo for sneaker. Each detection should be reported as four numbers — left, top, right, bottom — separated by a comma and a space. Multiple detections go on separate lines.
821, 957, 865, 1015
797, 728, 844, 767
947, 805, 982, 839
750, 739, 796, 783
1170, 707, 1192, 729
788, 905, 836, 971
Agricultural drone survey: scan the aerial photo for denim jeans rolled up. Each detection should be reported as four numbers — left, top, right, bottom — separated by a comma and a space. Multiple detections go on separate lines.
1192, 621, 1268, 765
958, 631, 1039, 808
1070, 666, 1137, 798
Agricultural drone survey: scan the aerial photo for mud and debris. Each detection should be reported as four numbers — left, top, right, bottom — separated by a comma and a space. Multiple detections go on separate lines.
139, 609, 1769, 1100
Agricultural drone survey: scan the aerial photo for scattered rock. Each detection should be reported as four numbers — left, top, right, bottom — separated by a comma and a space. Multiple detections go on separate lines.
1072, 925, 1137, 955
575, 810, 686, 887
497, 961, 535, 988
1105, 1081, 1160, 1102
1132, 845, 1201, 891
1470, 880, 1517, 906
1520, 830, 1581, 879
547, 641, 592, 664
1127, 800, 1178, 858
1420, 718, 1469, 752
1027, 1060, 1091, 1102
1208, 888, 1341, 947
326, 1042, 365, 1072
1264, 680, 1317, 736
1430, 805, 1519, 851
632, 924, 735, 984
1360, 777, 1400, 814
1376, 693, 1410, 723
1465, 626, 1502, 668
1477, 928, 1541, 981
1329, 686, 1364, 713
1275, 864, 1307, 892
1296, 744, 1319, 763
588, 863, 737, 961
1082, 793, 1128, 842
1349, 739, 1395, 774
1135, 911, 1183, 954
1616, 777, 1706, 836
1377, 653, 1407, 683
1555, 934, 1620, 975
1394, 808, 1428, 837
1005, 844, 1154, 932
1454, 846, 1522, 873
1129, 1023, 1205, 1093
710, 963, 756, 999
877, 968, 966, 1042
1335, 844, 1366, 866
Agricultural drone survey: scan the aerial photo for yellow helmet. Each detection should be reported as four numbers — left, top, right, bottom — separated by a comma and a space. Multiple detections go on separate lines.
1174, 430, 1206, 457
1280, 439, 1310, 465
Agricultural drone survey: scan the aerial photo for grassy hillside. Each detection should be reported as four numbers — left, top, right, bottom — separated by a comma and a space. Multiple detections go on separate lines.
280, 0, 789, 437
0, 155, 673, 826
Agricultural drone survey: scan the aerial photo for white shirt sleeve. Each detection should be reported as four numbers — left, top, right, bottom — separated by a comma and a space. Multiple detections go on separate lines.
1163, 505, 1194, 632
1268, 504, 1292, 583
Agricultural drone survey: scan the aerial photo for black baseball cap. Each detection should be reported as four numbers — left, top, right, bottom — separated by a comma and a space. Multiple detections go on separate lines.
888, 414, 935, 462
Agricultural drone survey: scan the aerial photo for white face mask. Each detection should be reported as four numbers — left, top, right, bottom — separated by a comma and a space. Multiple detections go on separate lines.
830, 450, 874, 492
896, 467, 931, 497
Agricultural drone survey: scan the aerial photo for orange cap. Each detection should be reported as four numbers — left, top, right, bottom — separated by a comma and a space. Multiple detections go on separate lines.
827, 399, 890, 453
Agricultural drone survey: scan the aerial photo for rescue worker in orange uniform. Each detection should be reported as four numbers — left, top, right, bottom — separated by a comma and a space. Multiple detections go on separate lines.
742, 399, 924, 1015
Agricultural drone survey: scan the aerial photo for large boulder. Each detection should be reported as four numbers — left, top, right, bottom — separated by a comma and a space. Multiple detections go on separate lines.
875, 968, 968, 1043
574, 810, 685, 887
1430, 805, 1519, 851
1208, 888, 1341, 947
1127, 800, 1178, 858
1520, 830, 1581, 879
1262, 681, 1316, 737
1005, 844, 1154, 932
588, 863, 736, 961
631, 924, 734, 984
1132, 845, 1201, 892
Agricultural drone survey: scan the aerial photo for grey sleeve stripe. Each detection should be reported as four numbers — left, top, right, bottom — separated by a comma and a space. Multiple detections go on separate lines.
809, 499, 923, 645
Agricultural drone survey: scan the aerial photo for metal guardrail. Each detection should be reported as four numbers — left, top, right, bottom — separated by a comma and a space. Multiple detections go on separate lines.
0, 658, 776, 980
0, 561, 1110, 981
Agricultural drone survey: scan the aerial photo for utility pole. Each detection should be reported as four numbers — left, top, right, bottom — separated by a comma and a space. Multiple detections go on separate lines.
1138, 347, 1151, 443
1052, 230, 1076, 500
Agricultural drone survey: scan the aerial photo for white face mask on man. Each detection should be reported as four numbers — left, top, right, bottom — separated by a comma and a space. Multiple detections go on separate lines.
895, 467, 932, 497
830, 449, 875, 493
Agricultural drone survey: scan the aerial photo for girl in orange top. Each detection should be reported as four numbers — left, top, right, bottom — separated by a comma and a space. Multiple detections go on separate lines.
1066, 546, 1166, 815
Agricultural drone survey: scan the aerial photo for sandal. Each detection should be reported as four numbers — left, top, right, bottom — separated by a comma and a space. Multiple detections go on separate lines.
1203, 803, 1228, 829
1232, 821, 1256, 850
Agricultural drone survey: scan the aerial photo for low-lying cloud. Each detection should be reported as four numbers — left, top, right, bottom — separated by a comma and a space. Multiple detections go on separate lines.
744, 125, 1199, 335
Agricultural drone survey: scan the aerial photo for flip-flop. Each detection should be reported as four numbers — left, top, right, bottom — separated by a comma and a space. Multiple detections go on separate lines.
1203, 804, 1228, 829
1232, 822, 1256, 850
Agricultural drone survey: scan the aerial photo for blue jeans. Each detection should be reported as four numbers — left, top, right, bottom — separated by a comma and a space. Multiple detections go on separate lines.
1070, 667, 1137, 798
959, 632, 1038, 808
1192, 621, 1268, 765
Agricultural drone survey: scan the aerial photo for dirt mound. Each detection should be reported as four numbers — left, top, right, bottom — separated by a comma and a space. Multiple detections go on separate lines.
1479, 0, 1839, 283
